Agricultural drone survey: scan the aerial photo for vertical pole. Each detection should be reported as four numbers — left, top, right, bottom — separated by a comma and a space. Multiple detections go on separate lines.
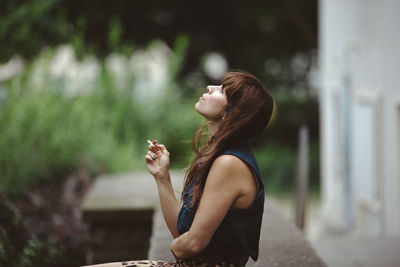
341, 72, 353, 230
295, 124, 309, 230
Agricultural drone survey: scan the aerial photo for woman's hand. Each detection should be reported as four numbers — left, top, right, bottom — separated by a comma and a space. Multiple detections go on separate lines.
145, 140, 170, 180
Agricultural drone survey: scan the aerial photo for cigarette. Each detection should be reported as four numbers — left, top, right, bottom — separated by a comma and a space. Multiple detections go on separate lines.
147, 140, 157, 160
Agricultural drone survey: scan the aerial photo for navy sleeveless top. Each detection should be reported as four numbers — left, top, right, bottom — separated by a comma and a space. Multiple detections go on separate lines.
176, 143, 265, 266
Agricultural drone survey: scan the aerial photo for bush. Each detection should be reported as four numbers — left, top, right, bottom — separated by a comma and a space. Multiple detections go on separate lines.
253, 141, 320, 193
0, 193, 59, 267
0, 38, 200, 198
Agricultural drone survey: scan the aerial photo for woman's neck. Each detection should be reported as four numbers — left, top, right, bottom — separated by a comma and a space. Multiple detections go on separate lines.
207, 120, 221, 137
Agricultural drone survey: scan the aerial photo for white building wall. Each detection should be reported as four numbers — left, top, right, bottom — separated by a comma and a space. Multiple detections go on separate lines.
319, 0, 400, 236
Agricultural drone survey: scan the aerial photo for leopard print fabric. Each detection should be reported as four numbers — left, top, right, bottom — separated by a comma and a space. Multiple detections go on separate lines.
121, 260, 175, 267
175, 258, 237, 267
118, 259, 238, 267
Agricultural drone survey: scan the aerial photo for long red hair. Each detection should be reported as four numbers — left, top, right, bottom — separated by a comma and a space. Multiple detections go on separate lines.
183, 71, 274, 206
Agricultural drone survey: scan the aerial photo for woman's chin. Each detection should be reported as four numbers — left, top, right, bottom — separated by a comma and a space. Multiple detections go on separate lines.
194, 102, 200, 112
194, 105, 206, 118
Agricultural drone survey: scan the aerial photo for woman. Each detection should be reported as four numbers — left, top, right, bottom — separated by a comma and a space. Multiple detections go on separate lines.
85, 71, 273, 267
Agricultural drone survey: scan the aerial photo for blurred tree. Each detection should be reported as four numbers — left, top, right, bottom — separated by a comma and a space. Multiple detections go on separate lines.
0, 0, 70, 61
0, 0, 317, 90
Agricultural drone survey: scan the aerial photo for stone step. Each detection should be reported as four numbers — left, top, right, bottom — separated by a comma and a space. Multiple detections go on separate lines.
82, 171, 183, 264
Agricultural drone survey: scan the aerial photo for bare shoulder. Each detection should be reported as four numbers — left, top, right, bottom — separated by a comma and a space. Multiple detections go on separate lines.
210, 154, 252, 178
206, 154, 257, 209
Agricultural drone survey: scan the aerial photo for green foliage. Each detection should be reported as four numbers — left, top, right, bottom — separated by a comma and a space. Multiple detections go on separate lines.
0, 195, 59, 267
0, 86, 85, 196
0, 0, 69, 62
266, 89, 319, 146
0, 234, 58, 267
71, 15, 87, 58
254, 142, 320, 193
108, 15, 122, 52
0, 38, 201, 198
169, 35, 190, 81
254, 143, 295, 193
0, 42, 321, 198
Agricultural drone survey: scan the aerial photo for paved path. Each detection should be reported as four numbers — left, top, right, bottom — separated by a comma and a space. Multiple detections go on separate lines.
273, 196, 400, 267
311, 236, 400, 267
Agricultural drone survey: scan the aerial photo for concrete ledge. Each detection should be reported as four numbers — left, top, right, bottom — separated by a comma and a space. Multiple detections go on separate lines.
83, 171, 183, 211
82, 172, 158, 211
82, 171, 182, 265
249, 198, 326, 267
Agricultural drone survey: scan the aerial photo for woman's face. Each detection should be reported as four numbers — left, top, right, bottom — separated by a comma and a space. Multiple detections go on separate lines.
195, 85, 228, 121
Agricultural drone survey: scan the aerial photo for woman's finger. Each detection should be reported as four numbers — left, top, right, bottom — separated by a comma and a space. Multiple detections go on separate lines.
145, 155, 153, 163
146, 151, 158, 159
148, 145, 161, 156
152, 140, 162, 151
145, 154, 157, 162
155, 144, 169, 155
147, 150, 157, 156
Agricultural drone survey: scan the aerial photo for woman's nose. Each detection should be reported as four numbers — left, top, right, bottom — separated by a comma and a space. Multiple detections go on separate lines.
207, 86, 211, 94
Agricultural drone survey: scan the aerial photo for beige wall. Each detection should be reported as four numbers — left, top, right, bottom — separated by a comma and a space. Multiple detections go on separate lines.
319, 0, 400, 236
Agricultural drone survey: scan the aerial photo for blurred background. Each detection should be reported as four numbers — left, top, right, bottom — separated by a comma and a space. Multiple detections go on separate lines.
1, 0, 399, 266
0, 0, 319, 194
0, 0, 319, 265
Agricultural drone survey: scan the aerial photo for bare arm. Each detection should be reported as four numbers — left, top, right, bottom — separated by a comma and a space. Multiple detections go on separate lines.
146, 141, 180, 238
170, 154, 256, 258
154, 172, 180, 238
